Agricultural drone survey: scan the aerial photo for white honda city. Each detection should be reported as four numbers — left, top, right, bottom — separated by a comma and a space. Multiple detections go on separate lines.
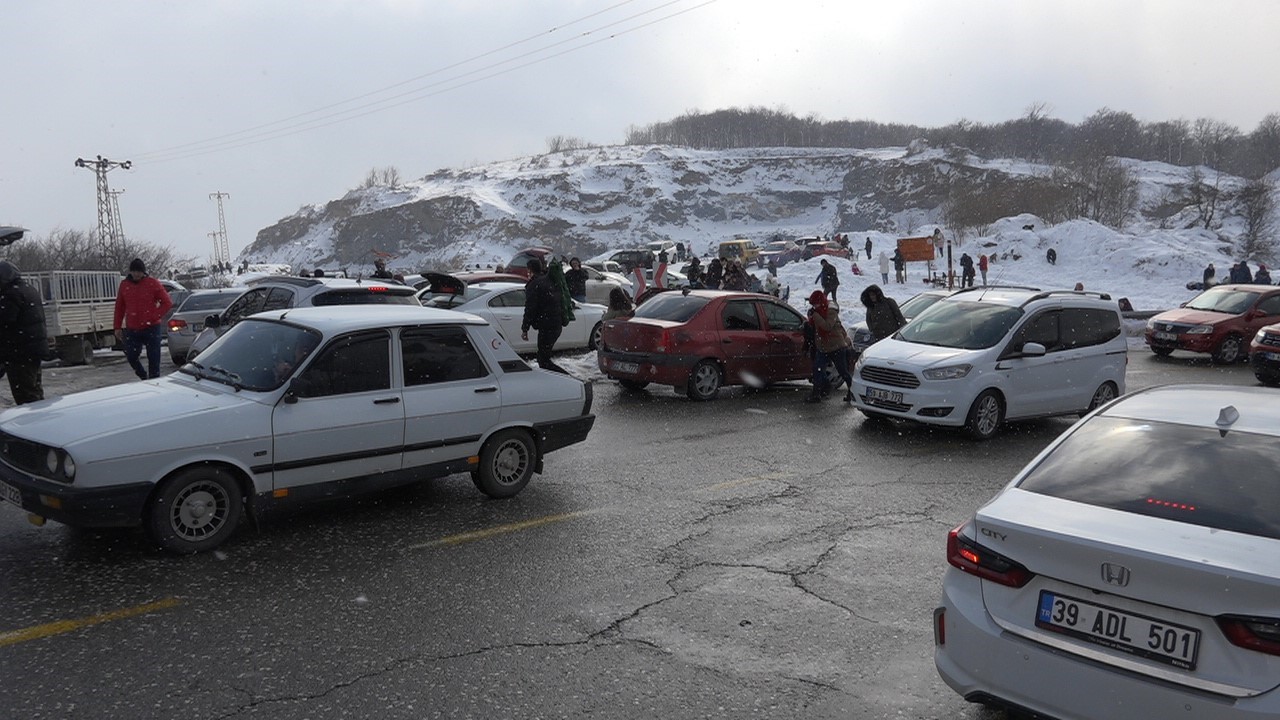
935, 384, 1280, 718
0, 305, 595, 553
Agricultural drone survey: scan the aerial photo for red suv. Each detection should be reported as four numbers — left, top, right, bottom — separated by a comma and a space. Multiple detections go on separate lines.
598, 289, 814, 400
1145, 283, 1280, 364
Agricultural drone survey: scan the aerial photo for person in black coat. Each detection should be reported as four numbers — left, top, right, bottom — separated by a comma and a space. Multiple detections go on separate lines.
959, 253, 975, 288
0, 261, 48, 404
521, 258, 568, 375
564, 257, 589, 303
1203, 263, 1216, 288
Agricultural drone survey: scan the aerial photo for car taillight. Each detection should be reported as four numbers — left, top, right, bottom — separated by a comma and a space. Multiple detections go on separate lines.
654, 329, 671, 353
1217, 616, 1280, 657
168, 319, 187, 332
946, 521, 1033, 588
368, 286, 387, 292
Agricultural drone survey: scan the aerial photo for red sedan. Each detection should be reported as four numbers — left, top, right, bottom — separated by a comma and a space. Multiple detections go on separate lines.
598, 289, 813, 400
802, 241, 851, 260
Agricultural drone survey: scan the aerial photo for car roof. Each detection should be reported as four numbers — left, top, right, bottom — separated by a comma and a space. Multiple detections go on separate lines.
248, 276, 411, 290
941, 286, 1114, 309
1102, 384, 1280, 437
248, 304, 488, 334
1201, 283, 1280, 292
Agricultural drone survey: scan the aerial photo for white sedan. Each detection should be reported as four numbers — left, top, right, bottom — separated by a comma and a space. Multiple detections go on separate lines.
419, 281, 606, 353
936, 384, 1280, 718
0, 305, 595, 553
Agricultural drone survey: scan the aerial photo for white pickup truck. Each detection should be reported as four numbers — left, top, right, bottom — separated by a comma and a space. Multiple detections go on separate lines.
27, 271, 123, 365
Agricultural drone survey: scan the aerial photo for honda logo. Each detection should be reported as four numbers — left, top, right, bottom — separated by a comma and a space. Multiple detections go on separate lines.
1100, 563, 1131, 587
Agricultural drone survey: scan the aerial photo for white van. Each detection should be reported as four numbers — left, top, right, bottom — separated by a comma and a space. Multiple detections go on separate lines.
852, 287, 1127, 439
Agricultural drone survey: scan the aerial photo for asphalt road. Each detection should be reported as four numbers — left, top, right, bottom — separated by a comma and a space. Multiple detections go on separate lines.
0, 349, 1259, 719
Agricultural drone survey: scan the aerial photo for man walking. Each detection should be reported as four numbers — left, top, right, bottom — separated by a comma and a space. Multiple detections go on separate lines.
0, 261, 48, 404
114, 258, 173, 380
864, 237, 873, 260
520, 258, 569, 375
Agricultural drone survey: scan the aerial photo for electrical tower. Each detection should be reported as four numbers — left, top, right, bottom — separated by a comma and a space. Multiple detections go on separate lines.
74, 155, 132, 262
108, 189, 127, 249
209, 192, 231, 267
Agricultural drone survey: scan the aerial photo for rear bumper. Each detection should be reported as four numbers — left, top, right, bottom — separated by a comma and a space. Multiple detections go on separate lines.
534, 414, 595, 454
0, 462, 151, 528
936, 570, 1279, 720
598, 350, 696, 386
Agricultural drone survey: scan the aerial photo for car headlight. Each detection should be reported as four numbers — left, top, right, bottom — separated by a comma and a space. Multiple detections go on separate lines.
1146, 318, 1159, 330
923, 364, 973, 380
1186, 325, 1214, 335
854, 353, 866, 371
44, 448, 76, 482
1256, 329, 1268, 342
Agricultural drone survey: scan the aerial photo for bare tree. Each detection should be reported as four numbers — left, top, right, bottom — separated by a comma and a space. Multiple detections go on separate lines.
1192, 118, 1240, 166
1187, 165, 1223, 230
1239, 179, 1275, 260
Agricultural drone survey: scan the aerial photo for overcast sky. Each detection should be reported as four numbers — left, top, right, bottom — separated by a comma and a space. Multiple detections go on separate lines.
6, 0, 1278, 265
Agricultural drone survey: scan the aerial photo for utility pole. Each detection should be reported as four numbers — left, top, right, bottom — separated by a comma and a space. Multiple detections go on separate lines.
209, 191, 231, 268
207, 232, 220, 270
74, 155, 131, 262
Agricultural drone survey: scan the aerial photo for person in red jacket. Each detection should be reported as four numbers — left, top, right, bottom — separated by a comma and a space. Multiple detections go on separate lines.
113, 258, 173, 380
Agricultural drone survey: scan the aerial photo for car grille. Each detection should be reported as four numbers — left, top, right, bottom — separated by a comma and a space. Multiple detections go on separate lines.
1151, 320, 1196, 333
1257, 331, 1280, 348
859, 394, 912, 412
0, 431, 48, 478
859, 365, 920, 388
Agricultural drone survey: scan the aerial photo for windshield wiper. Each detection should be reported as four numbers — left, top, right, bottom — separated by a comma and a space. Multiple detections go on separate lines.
207, 365, 244, 391
181, 360, 207, 380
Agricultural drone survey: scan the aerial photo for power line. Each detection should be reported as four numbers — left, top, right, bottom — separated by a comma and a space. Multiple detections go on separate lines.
129, 0, 644, 162
128, 0, 714, 164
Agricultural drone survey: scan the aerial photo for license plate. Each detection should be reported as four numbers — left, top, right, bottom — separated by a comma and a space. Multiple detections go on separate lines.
0, 480, 22, 508
1154, 331, 1178, 341
866, 387, 903, 404
1036, 590, 1200, 670
1264, 352, 1280, 361
612, 361, 639, 374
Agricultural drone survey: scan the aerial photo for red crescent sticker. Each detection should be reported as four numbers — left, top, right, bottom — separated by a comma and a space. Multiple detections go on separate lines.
491, 338, 502, 350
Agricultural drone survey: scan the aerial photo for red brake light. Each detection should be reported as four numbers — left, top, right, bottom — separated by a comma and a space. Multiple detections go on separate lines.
654, 328, 671, 353
168, 319, 187, 332
1217, 616, 1280, 656
368, 286, 387, 292
946, 522, 1034, 588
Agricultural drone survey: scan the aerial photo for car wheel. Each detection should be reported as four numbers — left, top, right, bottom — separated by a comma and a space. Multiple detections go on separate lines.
472, 428, 537, 499
146, 467, 243, 554
1080, 381, 1119, 418
170, 352, 186, 365
965, 390, 1004, 441
618, 379, 649, 391
686, 360, 723, 401
1151, 347, 1173, 357
1212, 335, 1243, 364
588, 322, 603, 351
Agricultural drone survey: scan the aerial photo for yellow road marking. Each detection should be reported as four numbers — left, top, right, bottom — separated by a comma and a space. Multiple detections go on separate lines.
707, 473, 788, 491
0, 596, 182, 648
408, 510, 594, 550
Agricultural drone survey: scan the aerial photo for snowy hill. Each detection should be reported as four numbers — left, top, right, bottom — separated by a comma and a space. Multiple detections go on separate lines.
237, 144, 1279, 316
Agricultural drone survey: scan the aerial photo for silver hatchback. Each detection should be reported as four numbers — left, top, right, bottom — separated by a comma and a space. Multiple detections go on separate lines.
166, 288, 241, 364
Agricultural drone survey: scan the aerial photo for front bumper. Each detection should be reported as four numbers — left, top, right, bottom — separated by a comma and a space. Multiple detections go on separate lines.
1250, 349, 1280, 377
935, 570, 1277, 719
1145, 331, 1217, 354
851, 377, 969, 427
0, 462, 152, 528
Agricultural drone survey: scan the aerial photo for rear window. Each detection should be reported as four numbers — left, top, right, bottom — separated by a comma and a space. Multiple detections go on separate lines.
179, 292, 239, 312
633, 293, 710, 323
311, 288, 418, 306
1018, 416, 1280, 540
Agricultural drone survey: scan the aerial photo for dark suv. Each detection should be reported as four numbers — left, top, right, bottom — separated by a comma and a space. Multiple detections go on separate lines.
1145, 284, 1280, 364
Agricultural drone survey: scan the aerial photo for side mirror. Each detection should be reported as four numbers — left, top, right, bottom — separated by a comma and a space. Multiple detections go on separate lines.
1020, 342, 1047, 357
204, 314, 222, 329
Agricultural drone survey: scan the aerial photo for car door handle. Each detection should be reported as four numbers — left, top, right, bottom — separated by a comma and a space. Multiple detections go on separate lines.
373, 397, 401, 405
474, 386, 498, 393
722, 338, 733, 344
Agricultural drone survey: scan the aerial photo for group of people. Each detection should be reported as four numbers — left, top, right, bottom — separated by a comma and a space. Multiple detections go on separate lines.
1203, 260, 1274, 287
802, 283, 905, 404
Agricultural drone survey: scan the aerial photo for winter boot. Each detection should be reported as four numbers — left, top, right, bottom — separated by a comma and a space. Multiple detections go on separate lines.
843, 389, 854, 403
804, 389, 823, 403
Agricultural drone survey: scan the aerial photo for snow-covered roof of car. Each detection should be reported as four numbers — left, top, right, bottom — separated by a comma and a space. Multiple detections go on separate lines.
248, 304, 488, 334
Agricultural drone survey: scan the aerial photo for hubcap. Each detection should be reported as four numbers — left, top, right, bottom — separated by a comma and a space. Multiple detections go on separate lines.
171, 482, 228, 539
1093, 384, 1115, 407
494, 441, 528, 485
693, 365, 719, 395
976, 396, 1000, 435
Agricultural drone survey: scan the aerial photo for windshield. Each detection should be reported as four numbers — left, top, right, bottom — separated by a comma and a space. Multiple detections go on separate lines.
1019, 416, 1280, 540
765, 242, 790, 252
899, 293, 946, 319
180, 319, 321, 391
896, 300, 1023, 349
178, 292, 240, 312
633, 293, 710, 322
1184, 287, 1259, 314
